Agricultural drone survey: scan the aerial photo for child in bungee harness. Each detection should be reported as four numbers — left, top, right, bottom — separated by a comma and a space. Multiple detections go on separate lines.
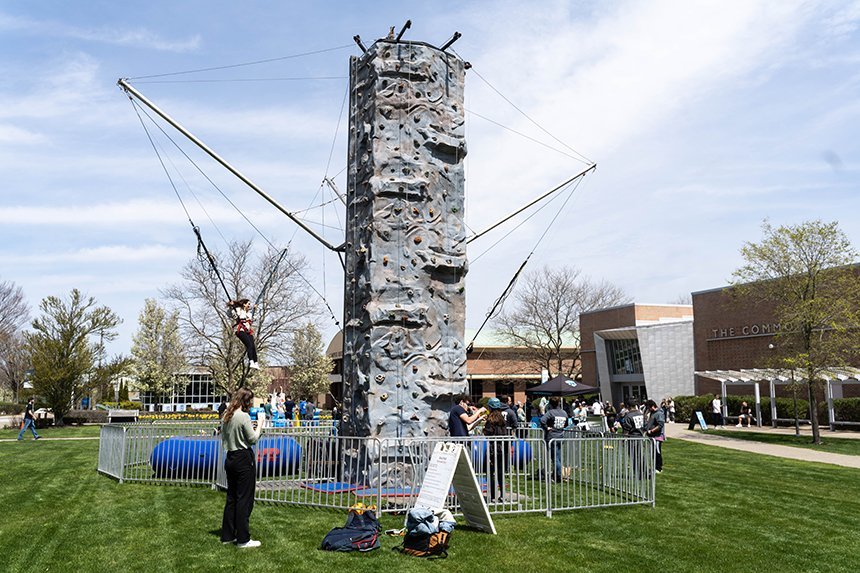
228, 298, 260, 370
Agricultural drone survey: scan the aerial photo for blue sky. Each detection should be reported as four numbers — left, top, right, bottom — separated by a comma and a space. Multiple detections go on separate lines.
2, 1, 859, 356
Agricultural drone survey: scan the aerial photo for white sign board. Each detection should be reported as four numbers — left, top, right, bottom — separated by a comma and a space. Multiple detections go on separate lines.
415, 442, 496, 534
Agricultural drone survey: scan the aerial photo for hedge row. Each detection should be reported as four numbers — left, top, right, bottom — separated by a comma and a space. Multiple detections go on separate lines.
99, 400, 143, 410
63, 410, 108, 425
674, 394, 860, 424
0, 402, 25, 415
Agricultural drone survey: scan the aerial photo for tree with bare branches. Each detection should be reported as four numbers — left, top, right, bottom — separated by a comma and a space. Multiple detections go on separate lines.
163, 240, 321, 397
0, 278, 29, 342
0, 278, 30, 402
0, 333, 29, 402
494, 265, 630, 377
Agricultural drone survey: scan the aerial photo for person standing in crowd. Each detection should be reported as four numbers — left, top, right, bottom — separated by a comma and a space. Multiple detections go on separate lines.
667, 397, 676, 423
17, 397, 41, 441
643, 399, 666, 473
284, 395, 295, 425
220, 388, 265, 548
263, 399, 272, 424
502, 396, 518, 433
448, 394, 486, 437
227, 298, 260, 370
516, 401, 527, 424
620, 403, 644, 436
539, 396, 549, 415
540, 397, 569, 482
711, 394, 724, 428
483, 397, 510, 503
217, 399, 228, 419
604, 401, 617, 431
303, 400, 315, 422
591, 398, 603, 417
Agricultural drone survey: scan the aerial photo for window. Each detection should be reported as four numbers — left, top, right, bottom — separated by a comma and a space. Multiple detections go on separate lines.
607, 338, 643, 375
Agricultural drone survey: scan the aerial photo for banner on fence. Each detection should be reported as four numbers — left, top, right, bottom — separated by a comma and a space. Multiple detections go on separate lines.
415, 442, 495, 534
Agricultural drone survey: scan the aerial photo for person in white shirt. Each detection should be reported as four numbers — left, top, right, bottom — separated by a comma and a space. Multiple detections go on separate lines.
591, 400, 603, 416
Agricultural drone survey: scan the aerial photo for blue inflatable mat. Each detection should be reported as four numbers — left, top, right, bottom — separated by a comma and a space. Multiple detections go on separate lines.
352, 486, 417, 497
300, 481, 359, 493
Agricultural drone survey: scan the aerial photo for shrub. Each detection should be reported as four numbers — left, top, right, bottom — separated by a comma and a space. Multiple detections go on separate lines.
139, 411, 220, 421
99, 401, 142, 411
63, 409, 108, 425
833, 398, 860, 424
0, 402, 24, 415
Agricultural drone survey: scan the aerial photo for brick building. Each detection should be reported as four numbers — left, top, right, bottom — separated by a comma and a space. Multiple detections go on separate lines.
580, 304, 694, 406
325, 328, 576, 407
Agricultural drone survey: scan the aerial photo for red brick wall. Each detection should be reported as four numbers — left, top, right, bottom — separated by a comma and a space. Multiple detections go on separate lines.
579, 304, 637, 386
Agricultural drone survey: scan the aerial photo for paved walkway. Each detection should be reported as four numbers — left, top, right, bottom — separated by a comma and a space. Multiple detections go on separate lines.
664, 422, 860, 469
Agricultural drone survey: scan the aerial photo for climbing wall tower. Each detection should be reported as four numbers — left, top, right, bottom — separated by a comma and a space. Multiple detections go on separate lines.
342, 39, 468, 439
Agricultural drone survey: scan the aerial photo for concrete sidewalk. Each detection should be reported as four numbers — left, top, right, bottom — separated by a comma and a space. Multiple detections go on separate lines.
664, 422, 860, 469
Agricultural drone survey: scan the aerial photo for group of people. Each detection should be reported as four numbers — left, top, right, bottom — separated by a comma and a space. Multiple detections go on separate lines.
710, 394, 756, 428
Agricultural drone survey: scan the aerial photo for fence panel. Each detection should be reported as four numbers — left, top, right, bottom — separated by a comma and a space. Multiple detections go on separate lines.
547, 435, 654, 515
100, 423, 655, 517
97, 424, 127, 480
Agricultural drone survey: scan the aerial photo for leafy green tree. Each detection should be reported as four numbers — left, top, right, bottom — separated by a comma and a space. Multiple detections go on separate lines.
732, 220, 860, 444
288, 322, 334, 399
130, 298, 187, 400
119, 380, 130, 401
26, 289, 121, 425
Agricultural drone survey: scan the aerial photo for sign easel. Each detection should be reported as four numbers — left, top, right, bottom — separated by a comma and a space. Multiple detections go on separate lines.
414, 442, 496, 534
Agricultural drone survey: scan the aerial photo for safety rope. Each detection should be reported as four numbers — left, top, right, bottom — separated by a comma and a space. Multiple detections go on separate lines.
128, 96, 341, 326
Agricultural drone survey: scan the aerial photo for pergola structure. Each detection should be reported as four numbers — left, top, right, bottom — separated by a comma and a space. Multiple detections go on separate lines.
696, 367, 860, 431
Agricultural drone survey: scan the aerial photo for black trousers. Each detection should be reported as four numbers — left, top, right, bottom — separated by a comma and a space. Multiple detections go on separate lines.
235, 331, 258, 362
487, 444, 509, 499
221, 448, 256, 543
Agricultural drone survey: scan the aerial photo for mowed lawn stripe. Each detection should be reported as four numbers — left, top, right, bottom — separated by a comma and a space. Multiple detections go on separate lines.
1, 432, 859, 572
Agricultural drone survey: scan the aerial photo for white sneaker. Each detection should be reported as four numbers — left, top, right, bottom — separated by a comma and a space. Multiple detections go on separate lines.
237, 539, 261, 548
736, 423, 741, 427
249, 361, 261, 370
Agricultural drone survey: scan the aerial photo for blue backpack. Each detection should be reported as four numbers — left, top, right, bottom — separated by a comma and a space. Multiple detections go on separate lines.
321, 505, 381, 552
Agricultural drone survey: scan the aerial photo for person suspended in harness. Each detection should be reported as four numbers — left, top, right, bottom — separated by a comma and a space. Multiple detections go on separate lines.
228, 298, 260, 370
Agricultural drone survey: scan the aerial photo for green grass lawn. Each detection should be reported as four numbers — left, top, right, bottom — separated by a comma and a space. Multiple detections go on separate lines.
0, 424, 103, 439
705, 429, 860, 456
1, 428, 859, 573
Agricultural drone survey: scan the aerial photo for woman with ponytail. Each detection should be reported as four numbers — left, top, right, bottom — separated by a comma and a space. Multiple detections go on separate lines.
220, 388, 264, 548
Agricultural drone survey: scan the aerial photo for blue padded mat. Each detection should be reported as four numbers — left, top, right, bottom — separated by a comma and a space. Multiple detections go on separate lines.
299, 481, 359, 493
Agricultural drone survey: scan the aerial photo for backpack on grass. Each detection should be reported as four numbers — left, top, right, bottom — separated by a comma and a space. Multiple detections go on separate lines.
394, 507, 454, 558
321, 503, 381, 552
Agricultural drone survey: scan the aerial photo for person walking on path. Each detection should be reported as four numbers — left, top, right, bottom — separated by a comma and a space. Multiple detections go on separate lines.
17, 397, 41, 441
644, 399, 666, 473
220, 388, 265, 548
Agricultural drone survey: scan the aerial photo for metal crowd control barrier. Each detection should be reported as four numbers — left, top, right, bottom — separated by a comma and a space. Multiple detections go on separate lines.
99, 424, 655, 516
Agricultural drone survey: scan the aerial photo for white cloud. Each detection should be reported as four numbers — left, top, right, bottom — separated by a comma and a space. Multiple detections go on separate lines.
0, 244, 186, 266
0, 11, 200, 52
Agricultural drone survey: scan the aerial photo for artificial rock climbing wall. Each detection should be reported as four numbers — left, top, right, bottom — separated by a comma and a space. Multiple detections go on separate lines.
342, 40, 468, 439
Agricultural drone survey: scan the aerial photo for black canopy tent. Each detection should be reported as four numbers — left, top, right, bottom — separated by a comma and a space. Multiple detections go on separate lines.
525, 375, 599, 397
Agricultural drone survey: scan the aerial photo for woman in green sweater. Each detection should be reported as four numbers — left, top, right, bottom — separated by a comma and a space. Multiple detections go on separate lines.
220, 388, 264, 548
